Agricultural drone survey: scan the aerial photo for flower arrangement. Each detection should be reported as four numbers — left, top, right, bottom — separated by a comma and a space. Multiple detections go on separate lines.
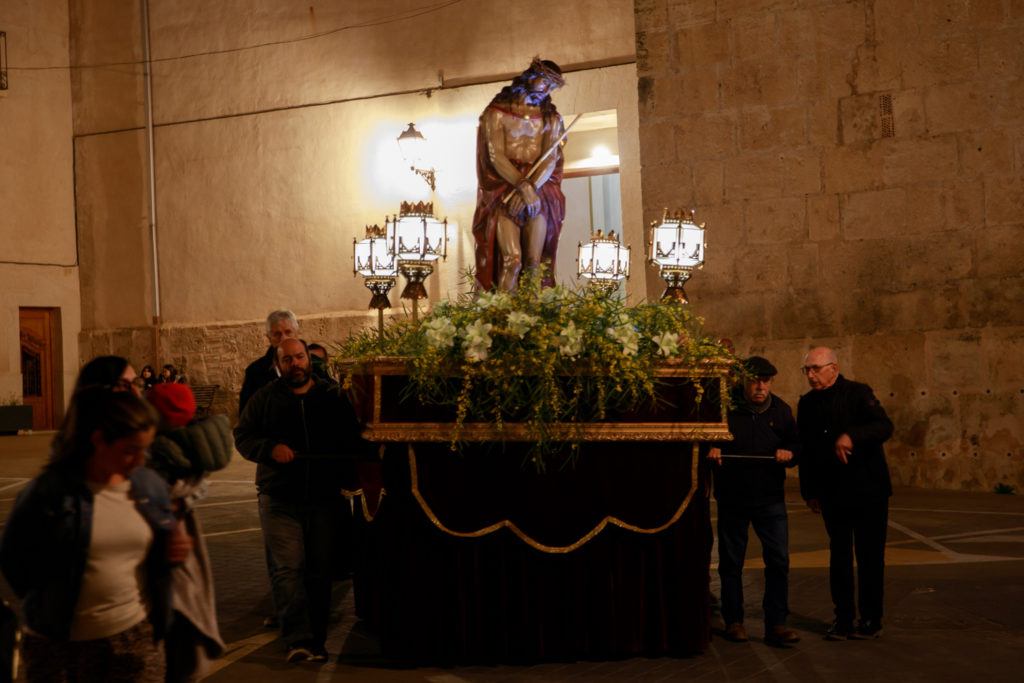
336, 271, 736, 470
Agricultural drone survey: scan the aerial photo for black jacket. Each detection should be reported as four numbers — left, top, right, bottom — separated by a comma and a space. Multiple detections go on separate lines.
797, 374, 894, 503
712, 392, 800, 507
238, 347, 278, 416
234, 378, 368, 502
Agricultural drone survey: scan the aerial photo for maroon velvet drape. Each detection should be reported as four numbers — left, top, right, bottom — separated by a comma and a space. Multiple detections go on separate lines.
353, 442, 712, 664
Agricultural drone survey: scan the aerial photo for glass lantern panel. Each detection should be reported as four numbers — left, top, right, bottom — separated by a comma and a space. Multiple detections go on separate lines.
395, 216, 426, 260
652, 222, 704, 267
422, 218, 447, 261
577, 242, 596, 277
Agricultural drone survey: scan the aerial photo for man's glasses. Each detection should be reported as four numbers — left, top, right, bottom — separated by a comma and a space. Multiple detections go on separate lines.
801, 362, 836, 375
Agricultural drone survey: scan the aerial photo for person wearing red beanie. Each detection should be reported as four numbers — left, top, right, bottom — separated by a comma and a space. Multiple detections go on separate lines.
146, 383, 197, 427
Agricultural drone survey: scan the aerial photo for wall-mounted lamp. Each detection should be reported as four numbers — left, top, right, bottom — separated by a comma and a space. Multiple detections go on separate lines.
649, 208, 707, 304
389, 200, 447, 322
396, 122, 436, 191
353, 223, 398, 343
577, 229, 630, 293
0, 32, 8, 92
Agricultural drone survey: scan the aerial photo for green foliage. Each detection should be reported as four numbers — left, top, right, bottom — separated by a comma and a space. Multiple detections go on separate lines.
336, 270, 737, 470
994, 483, 1016, 495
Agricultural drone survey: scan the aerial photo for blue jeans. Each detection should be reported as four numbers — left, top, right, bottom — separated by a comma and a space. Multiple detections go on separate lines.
258, 494, 337, 647
716, 501, 790, 628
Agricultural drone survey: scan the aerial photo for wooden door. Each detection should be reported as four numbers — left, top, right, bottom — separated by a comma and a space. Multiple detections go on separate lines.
19, 308, 60, 431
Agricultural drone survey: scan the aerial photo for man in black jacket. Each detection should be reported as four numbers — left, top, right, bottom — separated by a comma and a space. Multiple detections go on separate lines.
708, 356, 801, 648
798, 346, 894, 641
238, 310, 299, 416
234, 338, 366, 663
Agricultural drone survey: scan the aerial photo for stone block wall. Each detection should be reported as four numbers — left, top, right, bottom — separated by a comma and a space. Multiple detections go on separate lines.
635, 0, 1024, 491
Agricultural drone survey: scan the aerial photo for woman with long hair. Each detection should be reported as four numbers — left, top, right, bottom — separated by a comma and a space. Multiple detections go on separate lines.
140, 365, 157, 391
0, 388, 190, 681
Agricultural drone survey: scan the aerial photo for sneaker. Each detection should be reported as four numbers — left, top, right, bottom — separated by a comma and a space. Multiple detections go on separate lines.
850, 619, 883, 639
764, 625, 801, 647
308, 645, 328, 663
825, 620, 854, 641
724, 622, 749, 642
286, 644, 312, 663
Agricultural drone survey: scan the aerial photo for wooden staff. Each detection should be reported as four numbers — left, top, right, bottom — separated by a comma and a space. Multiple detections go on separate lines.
501, 113, 582, 204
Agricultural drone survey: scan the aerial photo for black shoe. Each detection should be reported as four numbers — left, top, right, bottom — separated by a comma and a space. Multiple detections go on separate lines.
308, 645, 328, 663
850, 619, 883, 639
825, 620, 854, 640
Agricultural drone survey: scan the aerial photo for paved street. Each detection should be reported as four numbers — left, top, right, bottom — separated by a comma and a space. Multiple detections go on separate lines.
1, 432, 1023, 681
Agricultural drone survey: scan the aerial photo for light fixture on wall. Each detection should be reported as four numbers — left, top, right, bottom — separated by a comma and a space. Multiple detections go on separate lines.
577, 229, 630, 293
396, 122, 436, 191
353, 223, 398, 343
649, 209, 707, 304
389, 200, 447, 322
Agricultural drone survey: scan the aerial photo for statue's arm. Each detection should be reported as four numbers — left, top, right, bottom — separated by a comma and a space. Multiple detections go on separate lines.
530, 112, 565, 190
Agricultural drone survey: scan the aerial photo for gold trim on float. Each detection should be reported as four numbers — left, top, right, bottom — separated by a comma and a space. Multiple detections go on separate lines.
408, 442, 700, 554
365, 422, 732, 443
340, 487, 388, 522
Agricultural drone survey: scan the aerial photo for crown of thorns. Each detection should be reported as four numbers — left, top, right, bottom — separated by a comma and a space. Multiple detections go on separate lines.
527, 57, 566, 88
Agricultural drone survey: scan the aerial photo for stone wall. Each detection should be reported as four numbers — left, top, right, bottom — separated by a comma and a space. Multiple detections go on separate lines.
635, 0, 1024, 491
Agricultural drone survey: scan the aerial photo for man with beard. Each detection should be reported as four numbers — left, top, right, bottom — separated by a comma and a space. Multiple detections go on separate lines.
234, 338, 366, 663
472, 57, 567, 291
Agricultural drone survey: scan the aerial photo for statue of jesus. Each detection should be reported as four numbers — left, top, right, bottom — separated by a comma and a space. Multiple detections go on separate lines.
471, 58, 567, 292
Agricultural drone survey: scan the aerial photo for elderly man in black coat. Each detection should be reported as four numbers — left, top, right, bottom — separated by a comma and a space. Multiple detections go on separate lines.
798, 346, 894, 641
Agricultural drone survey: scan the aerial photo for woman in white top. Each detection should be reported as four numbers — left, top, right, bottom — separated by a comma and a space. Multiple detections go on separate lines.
0, 388, 191, 681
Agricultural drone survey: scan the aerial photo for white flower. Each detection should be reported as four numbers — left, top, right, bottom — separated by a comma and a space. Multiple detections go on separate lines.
652, 331, 680, 357
607, 324, 639, 356
423, 316, 457, 349
460, 318, 494, 362
539, 286, 570, 305
475, 290, 512, 311
557, 320, 584, 357
507, 311, 541, 339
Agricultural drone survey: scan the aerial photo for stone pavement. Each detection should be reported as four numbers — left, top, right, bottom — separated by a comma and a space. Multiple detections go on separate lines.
1, 432, 1023, 681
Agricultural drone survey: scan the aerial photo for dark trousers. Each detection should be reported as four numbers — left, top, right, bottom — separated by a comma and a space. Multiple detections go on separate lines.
258, 494, 337, 648
716, 501, 790, 628
821, 497, 888, 623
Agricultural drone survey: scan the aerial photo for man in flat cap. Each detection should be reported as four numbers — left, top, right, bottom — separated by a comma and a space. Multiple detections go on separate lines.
708, 356, 802, 647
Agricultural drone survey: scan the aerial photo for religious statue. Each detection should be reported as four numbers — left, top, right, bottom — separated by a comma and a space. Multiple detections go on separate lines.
471, 58, 567, 292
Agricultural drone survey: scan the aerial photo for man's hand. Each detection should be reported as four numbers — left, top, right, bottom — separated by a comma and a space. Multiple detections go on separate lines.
167, 520, 193, 563
707, 447, 723, 466
271, 444, 296, 463
834, 433, 853, 464
806, 498, 821, 514
775, 448, 794, 464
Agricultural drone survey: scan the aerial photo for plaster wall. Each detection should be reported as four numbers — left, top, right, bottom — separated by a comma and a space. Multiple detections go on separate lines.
0, 0, 80, 408
636, 0, 1024, 491
68, 0, 641, 418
